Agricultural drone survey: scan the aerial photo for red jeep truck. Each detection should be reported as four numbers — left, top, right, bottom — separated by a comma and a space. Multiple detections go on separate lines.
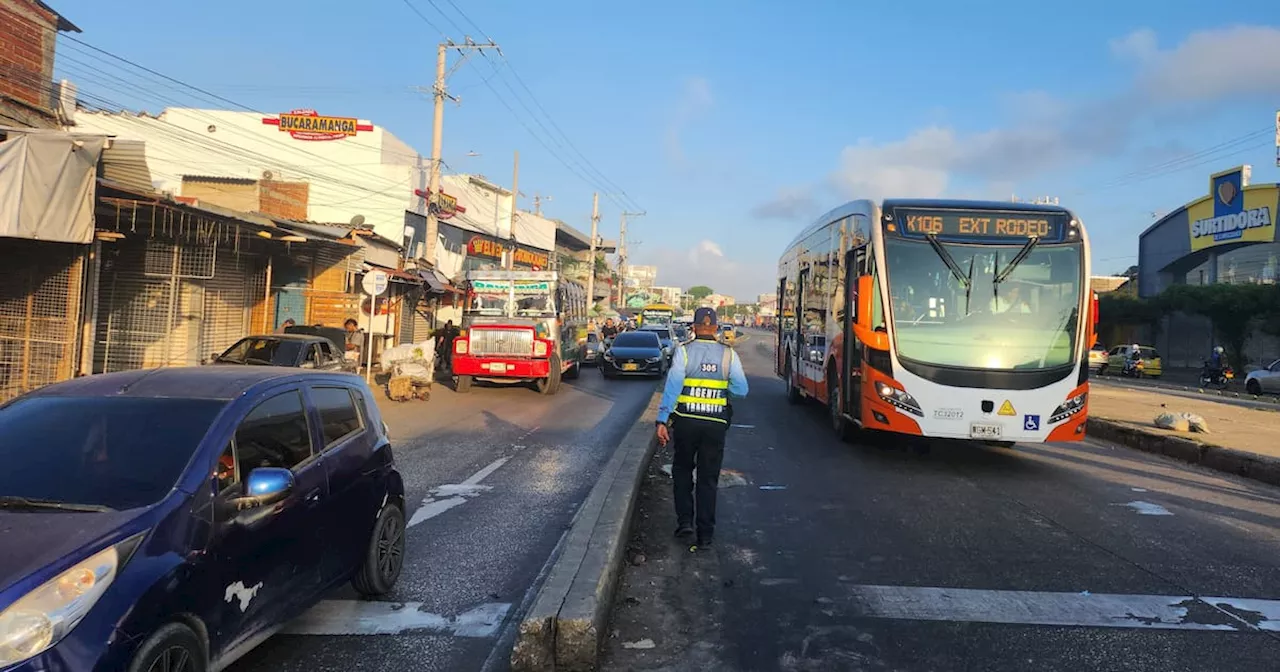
450, 270, 587, 395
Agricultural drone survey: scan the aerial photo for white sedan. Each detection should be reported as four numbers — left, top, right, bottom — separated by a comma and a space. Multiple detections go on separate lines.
1245, 359, 1280, 396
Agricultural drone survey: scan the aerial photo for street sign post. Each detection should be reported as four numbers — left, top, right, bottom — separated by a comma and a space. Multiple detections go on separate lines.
361, 270, 390, 383
1274, 110, 1279, 167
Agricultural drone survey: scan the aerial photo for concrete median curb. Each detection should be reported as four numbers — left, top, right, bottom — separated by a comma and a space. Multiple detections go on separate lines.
1087, 417, 1280, 487
510, 388, 662, 672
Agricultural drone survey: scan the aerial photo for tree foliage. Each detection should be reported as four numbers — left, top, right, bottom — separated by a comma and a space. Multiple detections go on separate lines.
1097, 283, 1280, 369
687, 285, 714, 300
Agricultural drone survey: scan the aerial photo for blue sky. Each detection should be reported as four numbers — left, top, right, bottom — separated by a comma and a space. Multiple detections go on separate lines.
51, 0, 1280, 300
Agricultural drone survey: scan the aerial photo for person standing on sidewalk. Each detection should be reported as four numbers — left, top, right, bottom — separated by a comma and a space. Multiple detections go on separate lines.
655, 307, 749, 549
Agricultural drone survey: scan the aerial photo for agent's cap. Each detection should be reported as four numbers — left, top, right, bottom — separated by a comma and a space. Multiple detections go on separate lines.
693, 307, 718, 327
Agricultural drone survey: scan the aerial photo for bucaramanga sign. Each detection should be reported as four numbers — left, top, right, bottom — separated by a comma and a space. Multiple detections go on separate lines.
262, 109, 374, 141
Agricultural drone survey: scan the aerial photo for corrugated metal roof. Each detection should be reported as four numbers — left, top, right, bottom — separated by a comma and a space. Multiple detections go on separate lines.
98, 139, 154, 193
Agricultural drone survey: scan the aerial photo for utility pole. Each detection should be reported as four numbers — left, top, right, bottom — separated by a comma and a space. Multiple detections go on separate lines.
533, 193, 552, 216
507, 150, 519, 270
587, 192, 599, 312
424, 38, 499, 265
617, 210, 645, 307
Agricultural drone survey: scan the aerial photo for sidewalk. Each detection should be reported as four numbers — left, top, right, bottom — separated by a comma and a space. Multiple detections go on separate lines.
1088, 384, 1280, 485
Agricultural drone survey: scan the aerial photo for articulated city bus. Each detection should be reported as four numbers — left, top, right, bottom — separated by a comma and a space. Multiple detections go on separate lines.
776, 199, 1096, 445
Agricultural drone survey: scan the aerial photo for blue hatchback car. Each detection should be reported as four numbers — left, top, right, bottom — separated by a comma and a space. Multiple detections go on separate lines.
0, 367, 406, 672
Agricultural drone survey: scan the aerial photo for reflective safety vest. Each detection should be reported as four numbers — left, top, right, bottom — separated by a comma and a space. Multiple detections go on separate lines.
673, 339, 735, 424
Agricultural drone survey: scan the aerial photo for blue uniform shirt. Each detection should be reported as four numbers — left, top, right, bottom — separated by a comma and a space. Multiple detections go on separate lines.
657, 337, 749, 424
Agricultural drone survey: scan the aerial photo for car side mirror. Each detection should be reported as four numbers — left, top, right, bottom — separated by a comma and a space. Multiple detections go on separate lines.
234, 467, 294, 512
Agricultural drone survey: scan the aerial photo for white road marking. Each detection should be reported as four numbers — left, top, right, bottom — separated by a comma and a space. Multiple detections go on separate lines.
285, 600, 511, 637
1116, 500, 1173, 516
731, 424, 755, 428
407, 456, 511, 528
463, 456, 511, 485
848, 585, 1280, 631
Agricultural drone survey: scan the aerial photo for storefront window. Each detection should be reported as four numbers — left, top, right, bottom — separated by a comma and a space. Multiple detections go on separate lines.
1215, 242, 1280, 285
1184, 257, 1212, 286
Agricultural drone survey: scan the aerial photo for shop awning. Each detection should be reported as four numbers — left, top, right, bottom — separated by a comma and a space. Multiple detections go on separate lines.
418, 268, 463, 295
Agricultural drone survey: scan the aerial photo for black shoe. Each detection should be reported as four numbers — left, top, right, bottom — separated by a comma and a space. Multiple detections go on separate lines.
695, 536, 714, 549
674, 523, 694, 539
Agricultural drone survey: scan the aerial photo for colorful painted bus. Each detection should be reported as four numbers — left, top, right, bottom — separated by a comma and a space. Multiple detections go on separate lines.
452, 270, 587, 395
638, 303, 675, 327
775, 199, 1095, 445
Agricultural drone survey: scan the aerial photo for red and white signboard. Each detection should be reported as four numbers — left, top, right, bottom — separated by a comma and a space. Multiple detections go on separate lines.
262, 109, 374, 141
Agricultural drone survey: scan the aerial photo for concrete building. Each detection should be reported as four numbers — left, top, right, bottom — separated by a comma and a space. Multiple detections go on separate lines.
1135, 164, 1279, 366
70, 107, 433, 245
651, 285, 682, 307
625, 264, 658, 291
703, 293, 735, 308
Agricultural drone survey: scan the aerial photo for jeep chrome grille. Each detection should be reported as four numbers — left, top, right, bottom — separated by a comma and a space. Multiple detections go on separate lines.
469, 329, 533, 356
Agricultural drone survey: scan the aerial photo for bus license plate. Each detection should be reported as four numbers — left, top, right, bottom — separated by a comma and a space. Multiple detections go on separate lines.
622, 363, 639, 371
970, 423, 1002, 439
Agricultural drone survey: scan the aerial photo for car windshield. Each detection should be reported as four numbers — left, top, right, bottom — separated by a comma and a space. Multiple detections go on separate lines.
613, 332, 660, 349
587, 333, 600, 343
883, 237, 1083, 370
218, 338, 304, 366
0, 396, 227, 510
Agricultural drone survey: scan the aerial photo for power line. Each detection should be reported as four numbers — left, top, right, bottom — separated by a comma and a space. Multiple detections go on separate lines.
397, 0, 643, 213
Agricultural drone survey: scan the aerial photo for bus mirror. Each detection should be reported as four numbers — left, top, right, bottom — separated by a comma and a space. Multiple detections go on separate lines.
853, 275, 889, 351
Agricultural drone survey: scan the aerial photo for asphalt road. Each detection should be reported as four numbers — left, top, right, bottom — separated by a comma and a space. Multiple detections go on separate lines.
228, 364, 658, 672
605, 330, 1280, 671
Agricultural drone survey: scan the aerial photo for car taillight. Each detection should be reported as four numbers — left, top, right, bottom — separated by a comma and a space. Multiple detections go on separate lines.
455, 338, 468, 355
533, 340, 549, 357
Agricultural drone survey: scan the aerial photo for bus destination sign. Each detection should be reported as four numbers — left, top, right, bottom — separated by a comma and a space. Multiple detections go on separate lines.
895, 210, 1066, 242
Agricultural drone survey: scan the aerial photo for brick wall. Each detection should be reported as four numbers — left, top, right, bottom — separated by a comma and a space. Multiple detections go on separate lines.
0, 0, 58, 127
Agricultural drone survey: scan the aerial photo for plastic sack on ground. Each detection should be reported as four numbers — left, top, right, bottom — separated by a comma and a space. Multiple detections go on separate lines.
381, 340, 436, 367
1154, 412, 1190, 432
1181, 412, 1211, 433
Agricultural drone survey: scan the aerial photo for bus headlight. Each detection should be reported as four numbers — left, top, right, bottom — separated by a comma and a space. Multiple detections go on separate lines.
1050, 392, 1087, 424
533, 340, 549, 357
454, 339, 468, 355
876, 382, 923, 417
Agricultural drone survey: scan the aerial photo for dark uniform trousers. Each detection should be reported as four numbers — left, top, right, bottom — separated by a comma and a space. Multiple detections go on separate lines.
672, 416, 728, 538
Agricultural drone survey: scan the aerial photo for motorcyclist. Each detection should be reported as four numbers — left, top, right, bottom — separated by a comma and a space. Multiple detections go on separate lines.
1208, 345, 1225, 371
1123, 344, 1143, 376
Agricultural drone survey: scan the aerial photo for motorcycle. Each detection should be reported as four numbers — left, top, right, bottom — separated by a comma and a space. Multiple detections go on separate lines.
1121, 357, 1145, 378
1199, 360, 1234, 389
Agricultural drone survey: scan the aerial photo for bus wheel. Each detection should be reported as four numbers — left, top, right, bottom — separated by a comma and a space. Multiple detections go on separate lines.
455, 375, 473, 393
828, 375, 853, 442
785, 361, 801, 405
537, 356, 563, 395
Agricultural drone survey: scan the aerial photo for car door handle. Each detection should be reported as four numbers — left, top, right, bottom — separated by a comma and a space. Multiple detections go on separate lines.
303, 488, 322, 506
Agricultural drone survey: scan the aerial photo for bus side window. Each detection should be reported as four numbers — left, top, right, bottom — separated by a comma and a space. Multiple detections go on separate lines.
871, 269, 886, 332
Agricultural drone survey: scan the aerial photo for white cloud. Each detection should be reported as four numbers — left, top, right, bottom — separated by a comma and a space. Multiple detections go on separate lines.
1130, 25, 1280, 103
750, 186, 818, 221
762, 25, 1280, 210
637, 238, 760, 299
665, 76, 713, 166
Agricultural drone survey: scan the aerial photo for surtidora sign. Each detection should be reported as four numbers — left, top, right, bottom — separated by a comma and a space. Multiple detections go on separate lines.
262, 109, 375, 141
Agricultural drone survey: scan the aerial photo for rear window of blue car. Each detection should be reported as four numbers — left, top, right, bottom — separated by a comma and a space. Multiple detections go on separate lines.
613, 332, 660, 348
0, 396, 227, 511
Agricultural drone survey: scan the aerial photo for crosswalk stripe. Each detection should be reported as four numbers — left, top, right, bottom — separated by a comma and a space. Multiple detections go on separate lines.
848, 585, 1280, 632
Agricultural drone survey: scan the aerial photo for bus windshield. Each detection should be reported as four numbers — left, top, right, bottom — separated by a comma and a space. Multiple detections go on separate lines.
467, 279, 556, 318
883, 237, 1082, 370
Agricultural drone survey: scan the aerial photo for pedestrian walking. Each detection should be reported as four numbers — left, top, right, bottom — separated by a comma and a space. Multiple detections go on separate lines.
655, 307, 748, 549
